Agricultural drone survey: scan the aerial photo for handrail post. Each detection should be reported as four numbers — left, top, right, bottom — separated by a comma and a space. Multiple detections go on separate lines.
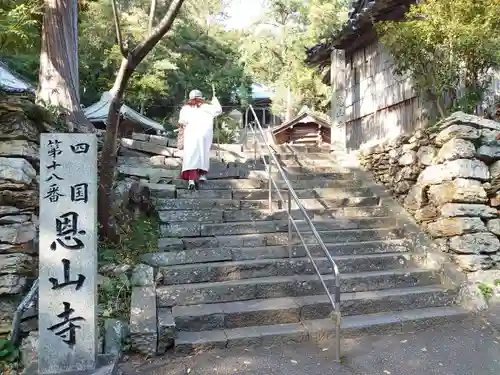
335, 274, 341, 362
268, 162, 273, 213
253, 129, 257, 162
287, 188, 292, 258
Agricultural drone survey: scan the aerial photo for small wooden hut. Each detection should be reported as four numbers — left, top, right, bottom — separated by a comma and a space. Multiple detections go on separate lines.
306, 0, 423, 151
271, 110, 331, 146
84, 92, 165, 137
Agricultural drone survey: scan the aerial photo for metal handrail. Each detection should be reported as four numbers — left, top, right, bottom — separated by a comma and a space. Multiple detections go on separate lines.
243, 105, 341, 362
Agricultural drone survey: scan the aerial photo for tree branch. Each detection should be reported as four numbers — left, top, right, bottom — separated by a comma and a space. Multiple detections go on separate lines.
111, 0, 127, 57
148, 0, 157, 34
132, 0, 186, 65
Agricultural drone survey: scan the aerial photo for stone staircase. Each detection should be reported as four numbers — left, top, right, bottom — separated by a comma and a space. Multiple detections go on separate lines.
125, 137, 469, 355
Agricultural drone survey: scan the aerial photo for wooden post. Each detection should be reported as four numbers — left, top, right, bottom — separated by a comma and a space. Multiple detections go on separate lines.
330, 49, 346, 154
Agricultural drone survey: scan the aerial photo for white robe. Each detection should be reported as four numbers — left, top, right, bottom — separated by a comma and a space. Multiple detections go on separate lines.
179, 97, 222, 173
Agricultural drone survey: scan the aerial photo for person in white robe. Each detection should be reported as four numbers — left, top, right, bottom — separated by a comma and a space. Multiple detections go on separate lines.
178, 89, 222, 189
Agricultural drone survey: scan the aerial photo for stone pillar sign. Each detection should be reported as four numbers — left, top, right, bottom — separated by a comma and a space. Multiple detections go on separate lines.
38, 133, 98, 374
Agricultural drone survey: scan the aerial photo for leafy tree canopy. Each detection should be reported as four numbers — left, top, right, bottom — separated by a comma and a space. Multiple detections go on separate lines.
377, 0, 500, 118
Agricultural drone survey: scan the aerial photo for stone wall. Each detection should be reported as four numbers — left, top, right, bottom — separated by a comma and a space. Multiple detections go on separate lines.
0, 93, 58, 338
359, 112, 500, 273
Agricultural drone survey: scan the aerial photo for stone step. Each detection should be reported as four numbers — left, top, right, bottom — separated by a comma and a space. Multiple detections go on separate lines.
173, 187, 374, 200
247, 170, 355, 181
159, 210, 391, 223
156, 253, 411, 285
132, 132, 177, 146
153, 197, 381, 211
279, 159, 336, 167
275, 152, 332, 161
169, 178, 369, 190
150, 239, 410, 263
159, 217, 400, 238
157, 209, 396, 228
121, 138, 177, 156
173, 306, 469, 353
117, 155, 182, 169
281, 166, 343, 174
170, 227, 402, 249
171, 286, 456, 332
156, 268, 439, 307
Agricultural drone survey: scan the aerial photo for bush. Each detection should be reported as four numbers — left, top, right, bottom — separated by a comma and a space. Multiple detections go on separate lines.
377, 0, 500, 119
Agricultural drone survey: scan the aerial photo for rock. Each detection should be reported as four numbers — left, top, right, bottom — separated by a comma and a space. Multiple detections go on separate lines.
0, 157, 36, 184
436, 138, 475, 162
414, 205, 439, 222
395, 165, 420, 182
157, 309, 175, 354
120, 138, 177, 157
399, 150, 417, 166
480, 128, 500, 145
20, 331, 39, 368
0, 214, 31, 224
112, 178, 136, 213
0, 140, 39, 162
0, 110, 41, 142
417, 146, 436, 165
0, 242, 36, 255
394, 180, 412, 194
427, 178, 487, 205
453, 255, 493, 272
449, 232, 500, 254
491, 194, 500, 207
435, 124, 480, 146
433, 238, 450, 252
427, 217, 486, 238
130, 286, 157, 355
0, 223, 36, 244
0, 298, 17, 336
131, 264, 155, 287
489, 160, 500, 182
418, 159, 489, 185
104, 319, 129, 355
0, 189, 38, 209
467, 270, 500, 284
403, 184, 427, 211
0, 274, 28, 294
98, 263, 132, 277
440, 203, 498, 219
458, 282, 489, 311
477, 145, 500, 162
444, 111, 500, 131
488, 219, 500, 235
0, 253, 35, 274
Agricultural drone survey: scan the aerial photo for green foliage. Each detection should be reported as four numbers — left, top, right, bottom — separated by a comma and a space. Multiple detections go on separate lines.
98, 214, 159, 320
99, 214, 159, 267
478, 282, 494, 300
377, 0, 500, 119
214, 112, 241, 144
240, 0, 347, 116
0, 338, 19, 372
0, 0, 41, 54
77, 0, 252, 117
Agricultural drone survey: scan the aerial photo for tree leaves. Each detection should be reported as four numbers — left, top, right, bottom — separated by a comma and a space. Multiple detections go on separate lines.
377, 0, 500, 118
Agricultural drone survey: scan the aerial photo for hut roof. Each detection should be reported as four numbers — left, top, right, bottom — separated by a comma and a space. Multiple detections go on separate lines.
271, 109, 331, 136
0, 62, 35, 94
83, 92, 165, 133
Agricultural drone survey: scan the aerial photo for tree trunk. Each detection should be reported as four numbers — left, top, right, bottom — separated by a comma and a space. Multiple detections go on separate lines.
285, 86, 292, 121
98, 59, 133, 242
98, 0, 186, 240
37, 0, 95, 132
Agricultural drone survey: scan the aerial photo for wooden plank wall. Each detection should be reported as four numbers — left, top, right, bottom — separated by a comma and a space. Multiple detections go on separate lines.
344, 40, 427, 150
